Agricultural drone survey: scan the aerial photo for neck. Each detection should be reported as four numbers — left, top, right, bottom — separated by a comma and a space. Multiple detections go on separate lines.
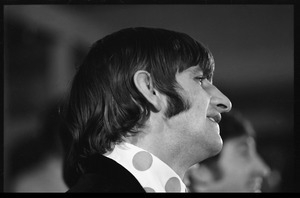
125, 114, 195, 179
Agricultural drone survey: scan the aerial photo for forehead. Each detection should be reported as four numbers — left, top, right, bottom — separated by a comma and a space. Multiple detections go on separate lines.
184, 65, 214, 78
180, 65, 204, 75
188, 65, 203, 74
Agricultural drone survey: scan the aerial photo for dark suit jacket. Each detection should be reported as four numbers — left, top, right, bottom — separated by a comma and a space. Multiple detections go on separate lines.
67, 154, 146, 193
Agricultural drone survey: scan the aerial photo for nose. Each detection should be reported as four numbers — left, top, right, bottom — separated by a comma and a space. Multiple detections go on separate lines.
209, 85, 232, 113
255, 155, 270, 177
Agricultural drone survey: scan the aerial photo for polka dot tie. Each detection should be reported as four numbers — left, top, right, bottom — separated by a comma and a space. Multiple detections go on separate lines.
105, 142, 187, 192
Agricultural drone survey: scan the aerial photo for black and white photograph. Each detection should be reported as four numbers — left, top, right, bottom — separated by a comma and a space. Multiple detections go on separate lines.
3, 4, 295, 193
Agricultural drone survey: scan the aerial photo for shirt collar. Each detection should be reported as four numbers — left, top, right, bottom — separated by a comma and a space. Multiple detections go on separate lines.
105, 142, 187, 192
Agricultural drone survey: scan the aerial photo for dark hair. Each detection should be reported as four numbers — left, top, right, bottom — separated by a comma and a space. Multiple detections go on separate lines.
61, 27, 215, 185
199, 109, 255, 180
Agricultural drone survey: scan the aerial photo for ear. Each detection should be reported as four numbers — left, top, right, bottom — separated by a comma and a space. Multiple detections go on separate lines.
133, 70, 162, 112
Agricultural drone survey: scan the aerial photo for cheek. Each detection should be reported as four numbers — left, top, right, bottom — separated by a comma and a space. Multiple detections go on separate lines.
222, 154, 251, 179
178, 89, 209, 123
189, 90, 210, 115
195, 90, 210, 111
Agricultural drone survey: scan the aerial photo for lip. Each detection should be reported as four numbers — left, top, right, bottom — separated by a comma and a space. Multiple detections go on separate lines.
207, 114, 222, 124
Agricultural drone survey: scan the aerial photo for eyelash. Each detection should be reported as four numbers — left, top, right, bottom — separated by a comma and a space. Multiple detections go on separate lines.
195, 76, 207, 84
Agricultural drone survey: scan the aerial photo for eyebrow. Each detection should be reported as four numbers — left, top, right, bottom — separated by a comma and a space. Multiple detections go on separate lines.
187, 65, 214, 83
189, 66, 203, 76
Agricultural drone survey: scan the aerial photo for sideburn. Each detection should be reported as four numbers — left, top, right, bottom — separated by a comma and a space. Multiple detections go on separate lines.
164, 85, 191, 118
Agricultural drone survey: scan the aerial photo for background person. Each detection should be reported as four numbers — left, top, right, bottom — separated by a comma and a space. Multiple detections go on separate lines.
184, 109, 270, 192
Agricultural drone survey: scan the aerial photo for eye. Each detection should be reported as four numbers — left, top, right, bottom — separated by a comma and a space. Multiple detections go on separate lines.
236, 144, 251, 161
238, 145, 249, 156
194, 76, 206, 84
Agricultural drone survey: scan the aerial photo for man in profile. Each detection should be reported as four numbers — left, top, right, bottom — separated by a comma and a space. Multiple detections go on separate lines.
61, 27, 232, 192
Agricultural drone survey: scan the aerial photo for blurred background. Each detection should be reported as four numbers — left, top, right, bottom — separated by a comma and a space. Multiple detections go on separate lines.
3, 5, 295, 192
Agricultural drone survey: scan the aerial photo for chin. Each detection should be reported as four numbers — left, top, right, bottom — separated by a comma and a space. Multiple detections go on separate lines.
211, 143, 223, 156
206, 138, 223, 158
207, 125, 223, 154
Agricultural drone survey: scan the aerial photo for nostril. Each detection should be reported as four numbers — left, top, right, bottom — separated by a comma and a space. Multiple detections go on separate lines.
217, 104, 227, 109
217, 103, 231, 112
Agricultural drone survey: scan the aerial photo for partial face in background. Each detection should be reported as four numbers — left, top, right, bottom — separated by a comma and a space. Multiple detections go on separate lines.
165, 66, 232, 161
217, 136, 270, 192
188, 135, 270, 192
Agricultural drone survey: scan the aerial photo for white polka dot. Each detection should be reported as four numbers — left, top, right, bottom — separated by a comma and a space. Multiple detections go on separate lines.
144, 187, 155, 192
165, 177, 181, 192
132, 151, 153, 171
